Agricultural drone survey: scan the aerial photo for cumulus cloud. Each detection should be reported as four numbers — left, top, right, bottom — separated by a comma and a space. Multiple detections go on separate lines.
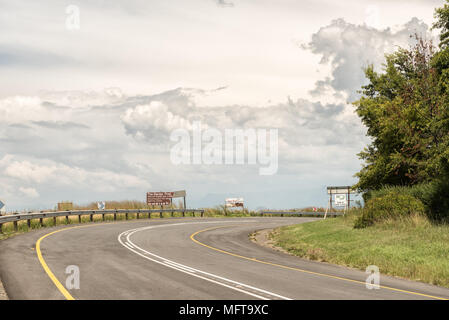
120, 89, 365, 157
303, 17, 432, 101
0, 86, 366, 210
121, 101, 192, 144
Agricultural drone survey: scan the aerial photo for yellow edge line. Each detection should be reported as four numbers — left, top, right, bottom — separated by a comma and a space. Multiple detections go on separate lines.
36, 217, 198, 300
190, 226, 448, 301
36, 228, 77, 300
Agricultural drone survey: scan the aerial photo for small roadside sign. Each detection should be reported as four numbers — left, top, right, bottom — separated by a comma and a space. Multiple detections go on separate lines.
225, 198, 244, 208
147, 192, 173, 206
335, 194, 347, 207
97, 201, 106, 210
0, 200, 5, 210
173, 190, 186, 198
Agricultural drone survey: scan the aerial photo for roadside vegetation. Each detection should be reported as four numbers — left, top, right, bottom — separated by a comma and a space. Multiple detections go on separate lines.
273, 210, 449, 287
273, 1, 449, 287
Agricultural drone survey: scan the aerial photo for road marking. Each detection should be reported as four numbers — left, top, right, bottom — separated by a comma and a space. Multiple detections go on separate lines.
36, 228, 76, 300
119, 221, 292, 300
35, 217, 200, 300
191, 226, 449, 301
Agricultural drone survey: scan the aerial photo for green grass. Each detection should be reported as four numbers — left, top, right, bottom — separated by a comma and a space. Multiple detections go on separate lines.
272, 211, 449, 287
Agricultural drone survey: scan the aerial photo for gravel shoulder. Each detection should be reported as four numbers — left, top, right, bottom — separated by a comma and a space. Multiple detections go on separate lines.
0, 277, 8, 300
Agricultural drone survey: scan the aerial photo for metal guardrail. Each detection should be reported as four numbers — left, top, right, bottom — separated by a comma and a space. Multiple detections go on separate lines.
260, 211, 342, 217
0, 209, 205, 233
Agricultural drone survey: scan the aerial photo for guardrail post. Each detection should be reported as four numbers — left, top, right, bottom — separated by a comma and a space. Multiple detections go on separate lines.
102, 213, 105, 221
27, 219, 31, 228
159, 211, 163, 218
13, 220, 18, 231
53, 216, 57, 226
125, 211, 129, 220
182, 210, 185, 217
90, 212, 94, 222
137, 210, 140, 219
114, 210, 117, 221
78, 214, 82, 223
0, 223, 3, 234
66, 215, 69, 224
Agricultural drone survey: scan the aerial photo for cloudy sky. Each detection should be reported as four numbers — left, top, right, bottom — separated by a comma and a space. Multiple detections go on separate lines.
0, 0, 444, 211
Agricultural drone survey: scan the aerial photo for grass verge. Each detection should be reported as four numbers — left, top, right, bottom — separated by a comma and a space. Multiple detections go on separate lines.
272, 212, 449, 287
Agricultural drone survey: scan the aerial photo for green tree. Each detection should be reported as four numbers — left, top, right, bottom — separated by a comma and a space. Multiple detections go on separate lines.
433, 0, 449, 48
354, 33, 449, 192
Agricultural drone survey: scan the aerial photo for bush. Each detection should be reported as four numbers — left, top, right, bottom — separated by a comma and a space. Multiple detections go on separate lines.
363, 180, 449, 221
355, 192, 426, 228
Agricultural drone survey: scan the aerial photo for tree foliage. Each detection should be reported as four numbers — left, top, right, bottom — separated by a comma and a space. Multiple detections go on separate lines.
434, 0, 449, 49
354, 1, 449, 192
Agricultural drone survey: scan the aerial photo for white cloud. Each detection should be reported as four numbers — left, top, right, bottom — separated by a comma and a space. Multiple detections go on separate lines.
0, 86, 366, 210
304, 17, 432, 101
0, 155, 150, 191
121, 101, 192, 143
19, 187, 39, 199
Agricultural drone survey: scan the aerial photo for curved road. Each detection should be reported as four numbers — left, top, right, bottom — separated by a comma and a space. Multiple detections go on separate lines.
0, 217, 448, 300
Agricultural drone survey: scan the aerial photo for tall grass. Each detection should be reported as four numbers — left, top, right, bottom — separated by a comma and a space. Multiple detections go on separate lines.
203, 205, 257, 217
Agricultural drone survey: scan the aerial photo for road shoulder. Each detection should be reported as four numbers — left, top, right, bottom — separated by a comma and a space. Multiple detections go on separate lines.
0, 277, 8, 300
250, 228, 291, 255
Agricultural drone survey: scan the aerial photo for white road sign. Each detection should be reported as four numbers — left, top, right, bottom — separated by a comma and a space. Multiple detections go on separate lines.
97, 201, 106, 210
334, 194, 347, 207
0, 200, 4, 210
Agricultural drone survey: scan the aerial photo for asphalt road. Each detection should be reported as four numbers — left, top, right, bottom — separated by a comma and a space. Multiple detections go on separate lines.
0, 217, 448, 300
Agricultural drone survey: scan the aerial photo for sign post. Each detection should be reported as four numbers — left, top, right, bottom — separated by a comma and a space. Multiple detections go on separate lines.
334, 194, 347, 207
173, 190, 187, 209
97, 202, 106, 210
325, 186, 357, 219
146, 190, 187, 209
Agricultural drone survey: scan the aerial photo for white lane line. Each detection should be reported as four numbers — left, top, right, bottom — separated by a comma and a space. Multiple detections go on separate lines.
117, 221, 292, 300
163, 261, 197, 273
125, 241, 135, 249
